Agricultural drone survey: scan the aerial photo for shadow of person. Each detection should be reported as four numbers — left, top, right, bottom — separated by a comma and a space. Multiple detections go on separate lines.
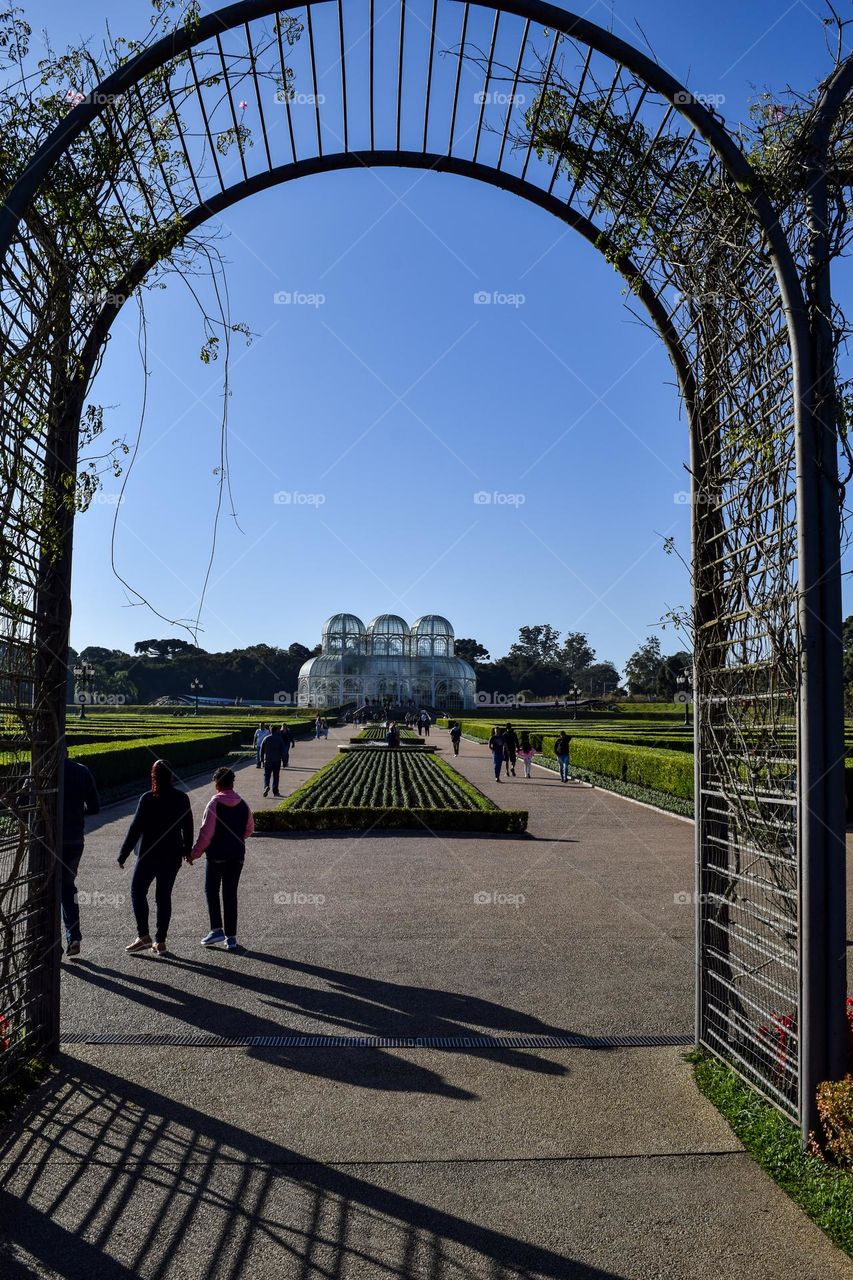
65, 960, 476, 1099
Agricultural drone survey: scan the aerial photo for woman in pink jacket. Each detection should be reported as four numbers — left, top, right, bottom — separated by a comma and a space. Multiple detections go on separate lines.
190, 767, 254, 952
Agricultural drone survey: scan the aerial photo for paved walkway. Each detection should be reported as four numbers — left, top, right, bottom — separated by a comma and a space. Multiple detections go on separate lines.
1, 726, 849, 1279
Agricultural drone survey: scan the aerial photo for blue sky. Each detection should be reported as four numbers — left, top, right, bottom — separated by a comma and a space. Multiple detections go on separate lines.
29, 0, 850, 682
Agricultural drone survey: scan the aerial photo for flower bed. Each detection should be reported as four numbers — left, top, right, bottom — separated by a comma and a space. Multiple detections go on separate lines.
254, 750, 527, 833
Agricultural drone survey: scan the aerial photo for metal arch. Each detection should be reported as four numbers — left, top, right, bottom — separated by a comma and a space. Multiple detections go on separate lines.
74, 151, 697, 411
0, 0, 845, 1137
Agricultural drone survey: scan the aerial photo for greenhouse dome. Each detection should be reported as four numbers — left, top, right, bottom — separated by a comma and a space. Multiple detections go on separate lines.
297, 612, 475, 710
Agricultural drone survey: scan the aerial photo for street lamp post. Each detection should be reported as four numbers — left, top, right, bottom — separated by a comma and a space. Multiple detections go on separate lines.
190, 677, 203, 715
676, 671, 692, 726
73, 662, 95, 718
568, 684, 580, 719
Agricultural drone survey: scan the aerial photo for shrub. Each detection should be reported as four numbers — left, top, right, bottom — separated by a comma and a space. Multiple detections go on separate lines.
68, 731, 244, 788
570, 738, 694, 799
816, 1076, 853, 1168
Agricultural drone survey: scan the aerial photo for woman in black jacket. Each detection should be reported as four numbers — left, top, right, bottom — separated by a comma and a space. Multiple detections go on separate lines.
118, 760, 194, 954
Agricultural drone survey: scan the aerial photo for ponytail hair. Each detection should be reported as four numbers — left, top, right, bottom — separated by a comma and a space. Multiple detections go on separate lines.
151, 759, 175, 796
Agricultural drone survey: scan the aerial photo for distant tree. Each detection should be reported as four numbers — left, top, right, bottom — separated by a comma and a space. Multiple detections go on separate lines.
455, 638, 490, 664
656, 650, 693, 700
577, 661, 621, 697
624, 637, 663, 696
558, 631, 595, 679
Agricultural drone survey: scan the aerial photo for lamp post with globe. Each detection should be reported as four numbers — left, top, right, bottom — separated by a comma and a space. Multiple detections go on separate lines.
190, 677, 203, 716
73, 662, 95, 718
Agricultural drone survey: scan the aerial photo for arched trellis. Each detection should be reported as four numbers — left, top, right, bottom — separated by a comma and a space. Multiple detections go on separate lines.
0, 0, 847, 1137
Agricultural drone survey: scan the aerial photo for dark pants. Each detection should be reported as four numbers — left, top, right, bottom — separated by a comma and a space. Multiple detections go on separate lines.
61, 843, 84, 944
504, 747, 516, 775
131, 855, 181, 943
264, 760, 281, 791
205, 858, 244, 937
492, 750, 503, 780
451, 739, 460, 755
281, 747, 291, 768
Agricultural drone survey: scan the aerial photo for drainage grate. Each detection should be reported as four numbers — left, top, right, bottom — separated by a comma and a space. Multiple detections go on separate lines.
61, 1031, 692, 1050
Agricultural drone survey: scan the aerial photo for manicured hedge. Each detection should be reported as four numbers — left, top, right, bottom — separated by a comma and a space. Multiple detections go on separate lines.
68, 731, 244, 788
254, 748, 528, 833
569, 738, 694, 799
254, 806, 528, 833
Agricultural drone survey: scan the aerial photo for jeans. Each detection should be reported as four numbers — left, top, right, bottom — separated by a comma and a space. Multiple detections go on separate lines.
451, 739, 460, 755
492, 750, 503, 780
522, 756, 533, 778
281, 747, 290, 768
264, 760, 281, 792
557, 753, 570, 781
131, 855, 181, 943
205, 858, 244, 937
61, 843, 84, 944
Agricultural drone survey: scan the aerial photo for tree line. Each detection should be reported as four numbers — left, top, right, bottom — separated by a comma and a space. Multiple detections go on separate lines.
68, 627, 691, 704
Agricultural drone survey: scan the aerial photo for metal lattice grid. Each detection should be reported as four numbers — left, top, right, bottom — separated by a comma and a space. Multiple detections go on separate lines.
0, 0, 847, 1134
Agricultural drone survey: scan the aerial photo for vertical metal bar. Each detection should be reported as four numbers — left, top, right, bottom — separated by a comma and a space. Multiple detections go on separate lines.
497, 18, 529, 171
369, 0, 375, 150
244, 22, 273, 171
187, 48, 226, 189
215, 33, 249, 182
396, 0, 406, 152
447, 2, 469, 155
520, 29, 559, 181
422, 0, 438, 152
337, 0, 348, 151
274, 12, 298, 162
164, 79, 204, 204
473, 11, 500, 165
306, 4, 323, 157
565, 63, 622, 206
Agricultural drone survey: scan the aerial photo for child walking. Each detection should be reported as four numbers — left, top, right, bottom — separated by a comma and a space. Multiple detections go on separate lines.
191, 767, 254, 952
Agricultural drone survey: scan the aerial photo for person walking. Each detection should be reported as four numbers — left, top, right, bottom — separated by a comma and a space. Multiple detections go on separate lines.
315, 715, 323, 740
118, 760, 193, 955
260, 725, 287, 797
191, 767, 254, 952
449, 721, 462, 756
518, 731, 536, 778
503, 723, 519, 777
420, 711, 431, 738
253, 723, 270, 769
488, 725, 506, 782
60, 757, 101, 959
280, 722, 297, 768
554, 731, 571, 783
386, 721, 400, 748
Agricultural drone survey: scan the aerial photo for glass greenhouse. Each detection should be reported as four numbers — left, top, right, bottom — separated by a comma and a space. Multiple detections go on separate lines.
297, 614, 476, 710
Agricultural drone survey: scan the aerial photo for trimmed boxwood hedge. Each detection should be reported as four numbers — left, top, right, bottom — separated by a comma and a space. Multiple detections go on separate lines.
68, 730, 244, 788
569, 738, 694, 799
254, 806, 528, 833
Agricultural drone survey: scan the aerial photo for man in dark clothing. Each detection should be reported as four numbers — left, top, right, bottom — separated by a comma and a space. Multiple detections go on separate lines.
279, 723, 297, 769
61, 757, 101, 958
260, 727, 287, 797
503, 723, 519, 777
449, 722, 462, 756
